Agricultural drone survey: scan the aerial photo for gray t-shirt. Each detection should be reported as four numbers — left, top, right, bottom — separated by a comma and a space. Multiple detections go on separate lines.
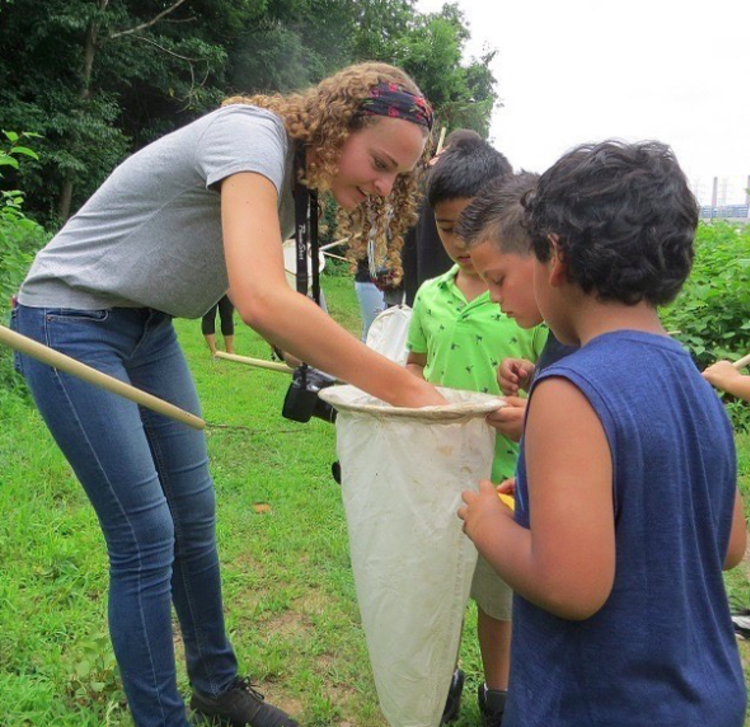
19, 105, 296, 318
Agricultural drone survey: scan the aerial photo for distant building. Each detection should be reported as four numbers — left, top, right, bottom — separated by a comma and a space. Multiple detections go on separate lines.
699, 204, 750, 222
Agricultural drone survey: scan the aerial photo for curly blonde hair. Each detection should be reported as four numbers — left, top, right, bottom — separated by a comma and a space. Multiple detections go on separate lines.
222, 62, 432, 285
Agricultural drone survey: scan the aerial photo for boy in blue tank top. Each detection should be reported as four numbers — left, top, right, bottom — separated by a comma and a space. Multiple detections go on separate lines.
458, 140, 748, 727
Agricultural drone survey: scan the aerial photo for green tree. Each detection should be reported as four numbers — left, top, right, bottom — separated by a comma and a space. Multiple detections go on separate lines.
0, 131, 49, 393
349, 2, 499, 137
0, 0, 228, 223
0, 0, 499, 224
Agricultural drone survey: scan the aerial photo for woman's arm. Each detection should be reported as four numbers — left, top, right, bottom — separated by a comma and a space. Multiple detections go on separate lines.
460, 377, 615, 620
221, 172, 445, 407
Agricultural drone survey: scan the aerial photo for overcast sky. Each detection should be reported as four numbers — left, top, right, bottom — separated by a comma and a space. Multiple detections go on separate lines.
416, 0, 750, 205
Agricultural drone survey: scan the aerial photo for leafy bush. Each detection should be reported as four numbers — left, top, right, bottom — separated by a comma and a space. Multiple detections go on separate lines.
662, 221, 750, 428
0, 131, 50, 399
663, 222, 750, 366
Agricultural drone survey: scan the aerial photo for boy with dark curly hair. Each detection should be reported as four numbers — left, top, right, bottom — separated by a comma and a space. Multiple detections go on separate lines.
458, 140, 747, 727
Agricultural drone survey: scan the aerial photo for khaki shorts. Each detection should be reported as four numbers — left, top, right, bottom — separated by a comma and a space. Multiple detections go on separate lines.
470, 554, 513, 621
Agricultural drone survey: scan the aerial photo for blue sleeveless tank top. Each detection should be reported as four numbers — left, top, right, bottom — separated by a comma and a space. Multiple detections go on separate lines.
506, 330, 746, 727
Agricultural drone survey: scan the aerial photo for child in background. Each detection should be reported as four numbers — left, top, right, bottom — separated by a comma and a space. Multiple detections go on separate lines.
401, 129, 484, 305
456, 173, 578, 442
202, 294, 235, 355
703, 361, 750, 401
406, 138, 547, 726
458, 141, 747, 727
354, 258, 385, 341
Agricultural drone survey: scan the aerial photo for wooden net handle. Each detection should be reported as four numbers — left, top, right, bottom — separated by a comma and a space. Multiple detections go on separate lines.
0, 324, 206, 430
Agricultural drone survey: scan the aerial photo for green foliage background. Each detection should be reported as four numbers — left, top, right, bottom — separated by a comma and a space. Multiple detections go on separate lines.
0, 0, 499, 227
664, 223, 750, 366
0, 131, 49, 399
662, 222, 750, 428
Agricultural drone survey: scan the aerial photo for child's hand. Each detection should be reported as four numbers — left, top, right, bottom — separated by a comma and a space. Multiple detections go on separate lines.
405, 352, 427, 380
486, 396, 527, 442
458, 479, 514, 546
498, 358, 535, 395
703, 360, 742, 393
497, 477, 516, 497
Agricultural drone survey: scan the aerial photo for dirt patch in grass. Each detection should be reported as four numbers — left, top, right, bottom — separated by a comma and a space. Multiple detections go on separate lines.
292, 588, 330, 616
263, 610, 313, 639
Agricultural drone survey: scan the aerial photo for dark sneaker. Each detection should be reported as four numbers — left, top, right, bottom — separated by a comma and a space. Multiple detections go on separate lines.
191, 676, 298, 727
731, 613, 750, 639
478, 683, 507, 727
440, 668, 465, 724
729, 597, 750, 639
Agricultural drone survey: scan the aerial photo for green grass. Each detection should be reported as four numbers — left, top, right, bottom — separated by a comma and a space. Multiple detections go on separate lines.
1, 274, 749, 725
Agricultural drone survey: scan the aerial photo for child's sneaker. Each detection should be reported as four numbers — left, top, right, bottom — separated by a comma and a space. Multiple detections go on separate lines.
729, 598, 750, 639
731, 613, 750, 639
440, 668, 465, 724
478, 683, 507, 727
191, 676, 298, 726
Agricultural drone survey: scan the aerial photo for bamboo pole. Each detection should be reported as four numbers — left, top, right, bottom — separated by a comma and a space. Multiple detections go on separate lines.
733, 352, 750, 370
214, 351, 294, 374
0, 324, 206, 429
320, 238, 348, 251
435, 126, 447, 155
214, 352, 343, 385
319, 233, 360, 252
322, 250, 349, 263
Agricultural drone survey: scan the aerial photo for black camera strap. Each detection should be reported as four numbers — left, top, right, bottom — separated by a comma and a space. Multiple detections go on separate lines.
291, 147, 320, 394
293, 147, 321, 306
281, 147, 337, 424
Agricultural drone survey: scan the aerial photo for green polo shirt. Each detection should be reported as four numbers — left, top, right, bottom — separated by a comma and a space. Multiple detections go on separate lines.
407, 265, 547, 482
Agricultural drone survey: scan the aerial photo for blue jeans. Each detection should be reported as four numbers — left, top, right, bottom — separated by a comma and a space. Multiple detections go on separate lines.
354, 281, 385, 342
12, 305, 238, 727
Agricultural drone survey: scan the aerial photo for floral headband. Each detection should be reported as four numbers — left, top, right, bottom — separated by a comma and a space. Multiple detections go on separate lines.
358, 82, 434, 131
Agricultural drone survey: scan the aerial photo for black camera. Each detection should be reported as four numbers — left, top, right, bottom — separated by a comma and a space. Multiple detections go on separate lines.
282, 365, 337, 423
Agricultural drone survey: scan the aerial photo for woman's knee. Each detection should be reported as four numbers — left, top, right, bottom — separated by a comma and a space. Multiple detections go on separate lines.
105, 496, 177, 578
173, 479, 217, 551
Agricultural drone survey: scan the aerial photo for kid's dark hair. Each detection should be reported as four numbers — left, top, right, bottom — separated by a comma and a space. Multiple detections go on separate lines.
444, 128, 482, 147
524, 140, 698, 306
458, 172, 540, 255
427, 138, 512, 208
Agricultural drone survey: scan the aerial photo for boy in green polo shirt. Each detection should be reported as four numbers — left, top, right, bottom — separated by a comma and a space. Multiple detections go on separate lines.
406, 137, 546, 727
